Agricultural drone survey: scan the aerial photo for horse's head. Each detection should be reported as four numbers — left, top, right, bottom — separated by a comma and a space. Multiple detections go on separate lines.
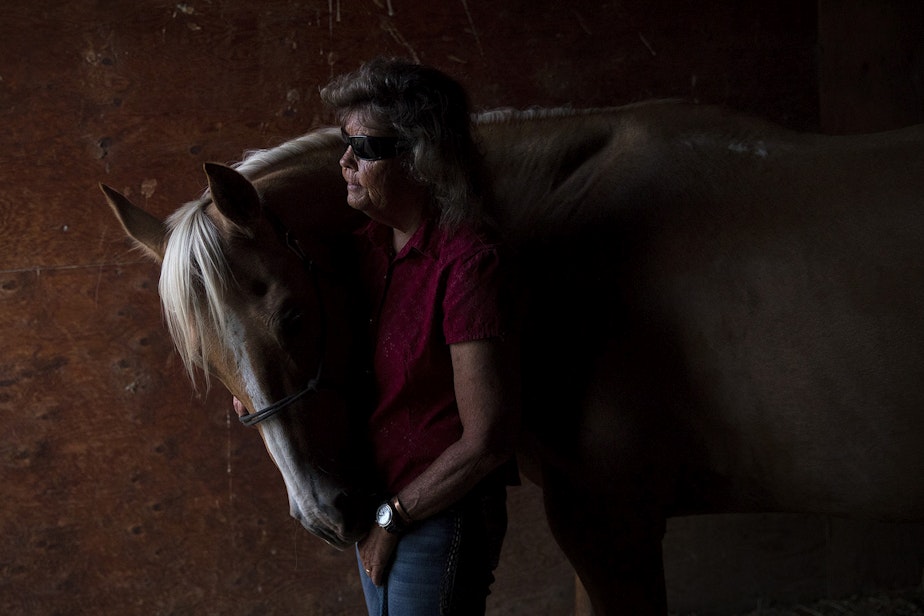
101, 163, 373, 548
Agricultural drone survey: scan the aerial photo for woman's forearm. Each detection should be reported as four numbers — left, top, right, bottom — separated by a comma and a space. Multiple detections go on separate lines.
392, 338, 518, 521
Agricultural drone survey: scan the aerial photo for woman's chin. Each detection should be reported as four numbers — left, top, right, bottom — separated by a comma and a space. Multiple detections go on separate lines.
346, 189, 369, 212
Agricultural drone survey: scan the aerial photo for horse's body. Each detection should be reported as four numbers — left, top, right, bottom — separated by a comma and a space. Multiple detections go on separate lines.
103, 102, 924, 615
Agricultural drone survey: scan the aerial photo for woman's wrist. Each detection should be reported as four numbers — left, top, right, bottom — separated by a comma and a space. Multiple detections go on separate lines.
392, 494, 414, 524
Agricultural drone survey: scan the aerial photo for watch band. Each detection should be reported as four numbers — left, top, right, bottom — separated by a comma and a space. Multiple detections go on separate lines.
377, 500, 408, 534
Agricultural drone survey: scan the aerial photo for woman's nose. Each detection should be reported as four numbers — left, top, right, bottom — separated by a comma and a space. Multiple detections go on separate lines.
339, 146, 357, 169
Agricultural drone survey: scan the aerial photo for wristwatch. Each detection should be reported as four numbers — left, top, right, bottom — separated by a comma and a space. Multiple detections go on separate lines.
376, 497, 411, 534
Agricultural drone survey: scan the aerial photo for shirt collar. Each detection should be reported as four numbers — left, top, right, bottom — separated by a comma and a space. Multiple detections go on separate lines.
364, 215, 439, 261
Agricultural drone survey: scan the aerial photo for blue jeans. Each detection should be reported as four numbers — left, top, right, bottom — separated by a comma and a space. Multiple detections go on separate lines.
358, 485, 507, 616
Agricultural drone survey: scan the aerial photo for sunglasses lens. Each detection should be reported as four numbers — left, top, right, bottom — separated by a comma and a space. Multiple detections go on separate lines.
353, 138, 376, 160
341, 129, 402, 160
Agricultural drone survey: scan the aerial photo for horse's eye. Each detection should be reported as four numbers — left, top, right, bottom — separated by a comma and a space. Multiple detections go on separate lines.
251, 280, 269, 297
279, 308, 304, 337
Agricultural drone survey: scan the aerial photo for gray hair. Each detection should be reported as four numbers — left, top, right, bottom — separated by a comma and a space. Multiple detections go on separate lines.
320, 57, 484, 229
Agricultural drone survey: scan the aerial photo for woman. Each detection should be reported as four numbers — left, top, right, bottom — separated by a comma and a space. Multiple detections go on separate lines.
320, 58, 519, 615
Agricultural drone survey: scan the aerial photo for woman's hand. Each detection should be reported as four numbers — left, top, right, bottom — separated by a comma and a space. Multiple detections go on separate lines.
358, 526, 399, 586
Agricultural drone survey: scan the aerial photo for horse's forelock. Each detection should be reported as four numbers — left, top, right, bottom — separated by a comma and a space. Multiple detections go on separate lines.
159, 200, 233, 389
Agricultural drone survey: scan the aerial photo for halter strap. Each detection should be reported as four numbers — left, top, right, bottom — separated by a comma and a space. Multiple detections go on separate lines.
239, 365, 324, 427
237, 209, 330, 427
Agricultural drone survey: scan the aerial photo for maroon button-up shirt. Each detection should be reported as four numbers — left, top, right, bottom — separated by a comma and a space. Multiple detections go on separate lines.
358, 216, 507, 493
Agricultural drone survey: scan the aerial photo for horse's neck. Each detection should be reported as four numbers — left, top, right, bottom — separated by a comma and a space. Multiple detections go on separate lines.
256, 151, 362, 236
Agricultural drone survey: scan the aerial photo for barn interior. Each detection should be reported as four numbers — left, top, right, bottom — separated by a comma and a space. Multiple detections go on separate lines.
2, 1, 923, 614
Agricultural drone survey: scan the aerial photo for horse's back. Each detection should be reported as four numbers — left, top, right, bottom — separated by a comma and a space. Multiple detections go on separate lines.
484, 103, 924, 521
678, 123, 924, 519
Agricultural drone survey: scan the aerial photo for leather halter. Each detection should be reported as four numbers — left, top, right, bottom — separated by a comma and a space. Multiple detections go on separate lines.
238, 213, 330, 427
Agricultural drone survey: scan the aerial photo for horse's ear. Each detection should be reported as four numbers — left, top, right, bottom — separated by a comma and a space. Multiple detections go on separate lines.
203, 162, 261, 228
100, 183, 167, 262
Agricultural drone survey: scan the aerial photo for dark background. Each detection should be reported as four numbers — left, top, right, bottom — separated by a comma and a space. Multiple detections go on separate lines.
1, 1, 922, 614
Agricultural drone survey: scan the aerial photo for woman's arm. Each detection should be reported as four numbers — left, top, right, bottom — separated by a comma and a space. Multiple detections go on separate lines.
398, 337, 519, 520
358, 337, 519, 585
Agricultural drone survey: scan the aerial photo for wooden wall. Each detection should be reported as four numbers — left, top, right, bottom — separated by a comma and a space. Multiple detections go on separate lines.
0, 1, 920, 614
819, 0, 924, 133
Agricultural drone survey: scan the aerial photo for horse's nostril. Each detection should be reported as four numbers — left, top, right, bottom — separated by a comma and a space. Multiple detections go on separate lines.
327, 492, 372, 537
290, 507, 302, 522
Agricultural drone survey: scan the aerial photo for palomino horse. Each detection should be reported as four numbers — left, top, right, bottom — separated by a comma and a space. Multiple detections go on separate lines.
102, 102, 924, 615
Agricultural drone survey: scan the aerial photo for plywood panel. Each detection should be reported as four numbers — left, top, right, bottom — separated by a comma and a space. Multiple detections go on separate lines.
0, 263, 364, 614
819, 0, 924, 133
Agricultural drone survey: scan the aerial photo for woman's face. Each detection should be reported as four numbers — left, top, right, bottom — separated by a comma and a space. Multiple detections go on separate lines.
339, 112, 424, 225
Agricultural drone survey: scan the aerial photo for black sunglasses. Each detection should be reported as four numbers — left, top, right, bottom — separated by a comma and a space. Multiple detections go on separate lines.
341, 128, 406, 161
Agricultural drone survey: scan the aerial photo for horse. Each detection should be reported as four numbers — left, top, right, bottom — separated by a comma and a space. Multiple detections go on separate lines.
102, 101, 924, 615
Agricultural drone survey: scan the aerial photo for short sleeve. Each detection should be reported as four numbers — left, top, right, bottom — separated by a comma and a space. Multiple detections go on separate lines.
442, 247, 506, 345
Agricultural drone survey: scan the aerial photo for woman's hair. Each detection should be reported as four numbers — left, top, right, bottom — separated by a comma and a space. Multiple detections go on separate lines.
320, 57, 484, 229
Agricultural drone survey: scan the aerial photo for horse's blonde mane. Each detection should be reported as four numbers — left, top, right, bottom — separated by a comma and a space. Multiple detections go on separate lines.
159, 199, 231, 388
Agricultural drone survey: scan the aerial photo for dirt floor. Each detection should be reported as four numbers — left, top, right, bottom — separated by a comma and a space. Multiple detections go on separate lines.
732, 589, 924, 616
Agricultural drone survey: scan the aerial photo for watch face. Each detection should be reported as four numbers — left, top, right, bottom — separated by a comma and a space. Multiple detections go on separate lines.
376, 503, 392, 527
